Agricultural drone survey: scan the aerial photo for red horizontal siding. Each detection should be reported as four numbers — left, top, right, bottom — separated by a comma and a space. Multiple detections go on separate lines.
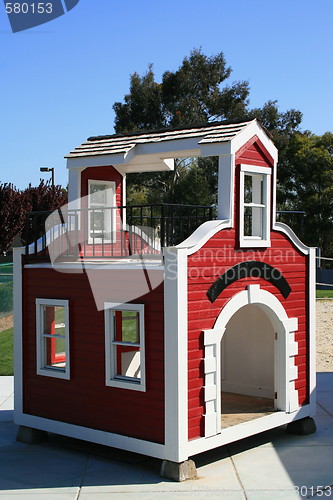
81, 166, 123, 206
22, 266, 165, 444
187, 138, 310, 439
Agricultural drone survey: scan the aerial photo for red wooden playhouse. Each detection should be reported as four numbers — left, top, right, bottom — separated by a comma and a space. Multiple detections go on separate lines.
14, 119, 316, 480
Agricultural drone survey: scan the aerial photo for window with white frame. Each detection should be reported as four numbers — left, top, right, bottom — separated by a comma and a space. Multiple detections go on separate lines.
36, 299, 70, 380
88, 180, 116, 242
104, 303, 146, 391
239, 165, 271, 247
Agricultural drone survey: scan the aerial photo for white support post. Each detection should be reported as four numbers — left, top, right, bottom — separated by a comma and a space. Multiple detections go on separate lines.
67, 166, 83, 207
13, 247, 24, 420
308, 247, 316, 408
163, 247, 188, 463
217, 154, 234, 222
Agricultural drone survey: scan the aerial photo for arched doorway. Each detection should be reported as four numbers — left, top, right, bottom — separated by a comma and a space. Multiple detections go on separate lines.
203, 285, 299, 437
221, 303, 276, 428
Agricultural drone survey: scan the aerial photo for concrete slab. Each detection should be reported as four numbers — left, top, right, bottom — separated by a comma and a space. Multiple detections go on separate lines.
0, 409, 13, 422
0, 374, 332, 498
0, 377, 14, 400
79, 493, 246, 500
0, 445, 86, 492
245, 491, 300, 500
80, 450, 242, 493
317, 392, 333, 416
232, 444, 333, 491
316, 372, 333, 392
0, 493, 77, 499
79, 490, 246, 500
316, 402, 330, 416
0, 395, 14, 411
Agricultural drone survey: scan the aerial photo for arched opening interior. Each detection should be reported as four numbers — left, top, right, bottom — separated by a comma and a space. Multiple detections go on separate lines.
221, 303, 277, 428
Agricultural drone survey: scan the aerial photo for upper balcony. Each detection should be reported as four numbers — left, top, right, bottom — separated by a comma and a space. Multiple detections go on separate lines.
24, 203, 215, 264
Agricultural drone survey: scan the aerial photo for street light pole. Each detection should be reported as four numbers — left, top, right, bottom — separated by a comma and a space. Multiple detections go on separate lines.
40, 167, 55, 187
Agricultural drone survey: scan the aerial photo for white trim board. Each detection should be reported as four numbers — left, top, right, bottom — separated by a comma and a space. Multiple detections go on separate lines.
163, 247, 189, 463
13, 248, 24, 418
187, 402, 316, 458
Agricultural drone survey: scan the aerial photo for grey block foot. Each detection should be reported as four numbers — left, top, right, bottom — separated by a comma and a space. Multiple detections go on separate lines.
160, 459, 197, 481
286, 417, 316, 435
16, 425, 48, 444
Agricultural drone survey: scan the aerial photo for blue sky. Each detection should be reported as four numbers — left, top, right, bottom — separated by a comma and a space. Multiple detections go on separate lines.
1, 0, 332, 190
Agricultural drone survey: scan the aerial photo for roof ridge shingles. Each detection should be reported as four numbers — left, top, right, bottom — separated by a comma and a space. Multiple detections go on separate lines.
65, 119, 256, 159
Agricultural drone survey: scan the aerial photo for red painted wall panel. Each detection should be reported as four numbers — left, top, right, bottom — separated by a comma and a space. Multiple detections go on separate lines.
22, 267, 165, 444
81, 165, 123, 206
187, 138, 309, 440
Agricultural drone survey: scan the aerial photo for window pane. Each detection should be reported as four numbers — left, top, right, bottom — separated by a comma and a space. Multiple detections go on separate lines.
43, 305, 65, 336
244, 206, 253, 236
112, 309, 141, 381
89, 184, 107, 205
90, 210, 104, 232
244, 173, 264, 205
44, 337, 66, 370
244, 175, 253, 204
244, 206, 264, 237
114, 310, 139, 343
115, 345, 141, 379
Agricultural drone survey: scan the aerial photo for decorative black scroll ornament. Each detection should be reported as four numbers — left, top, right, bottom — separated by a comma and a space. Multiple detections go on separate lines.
207, 260, 292, 303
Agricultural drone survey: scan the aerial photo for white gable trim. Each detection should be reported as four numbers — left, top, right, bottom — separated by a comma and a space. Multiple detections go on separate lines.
273, 222, 311, 255
230, 120, 278, 162
175, 219, 231, 255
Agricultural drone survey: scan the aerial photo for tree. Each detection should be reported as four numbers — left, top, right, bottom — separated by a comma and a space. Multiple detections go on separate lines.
0, 180, 68, 254
114, 49, 250, 204
113, 49, 303, 207
0, 183, 27, 254
113, 49, 250, 133
23, 180, 67, 213
281, 132, 333, 257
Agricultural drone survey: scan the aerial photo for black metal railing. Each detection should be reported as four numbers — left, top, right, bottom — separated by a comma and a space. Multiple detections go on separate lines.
24, 203, 215, 263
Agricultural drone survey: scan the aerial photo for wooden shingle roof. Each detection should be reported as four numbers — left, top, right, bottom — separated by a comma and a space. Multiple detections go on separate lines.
65, 119, 255, 159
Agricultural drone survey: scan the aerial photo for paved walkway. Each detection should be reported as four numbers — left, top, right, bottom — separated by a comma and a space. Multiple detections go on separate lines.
0, 374, 332, 499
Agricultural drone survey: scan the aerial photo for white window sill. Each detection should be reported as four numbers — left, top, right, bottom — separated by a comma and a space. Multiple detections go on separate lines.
105, 378, 146, 392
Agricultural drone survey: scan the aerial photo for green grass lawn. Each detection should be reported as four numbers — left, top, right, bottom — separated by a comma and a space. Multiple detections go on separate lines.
316, 289, 333, 298
0, 327, 13, 376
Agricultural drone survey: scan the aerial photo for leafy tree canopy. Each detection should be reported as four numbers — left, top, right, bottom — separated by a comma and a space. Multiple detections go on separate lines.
113, 49, 250, 133
113, 48, 332, 256
113, 49, 303, 207
0, 180, 67, 254
281, 132, 333, 256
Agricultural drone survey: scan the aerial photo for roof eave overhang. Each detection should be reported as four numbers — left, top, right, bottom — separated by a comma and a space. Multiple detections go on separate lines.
66, 119, 277, 172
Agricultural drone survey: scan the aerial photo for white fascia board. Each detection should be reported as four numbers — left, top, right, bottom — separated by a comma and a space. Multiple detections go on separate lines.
13, 247, 24, 419
66, 154, 128, 169
230, 120, 278, 163
163, 247, 189, 463
176, 219, 231, 256
199, 141, 231, 158
67, 157, 174, 174
134, 137, 201, 157
122, 160, 174, 173
273, 222, 310, 255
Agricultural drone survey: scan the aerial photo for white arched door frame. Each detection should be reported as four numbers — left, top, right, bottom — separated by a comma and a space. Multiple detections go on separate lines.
203, 284, 299, 438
